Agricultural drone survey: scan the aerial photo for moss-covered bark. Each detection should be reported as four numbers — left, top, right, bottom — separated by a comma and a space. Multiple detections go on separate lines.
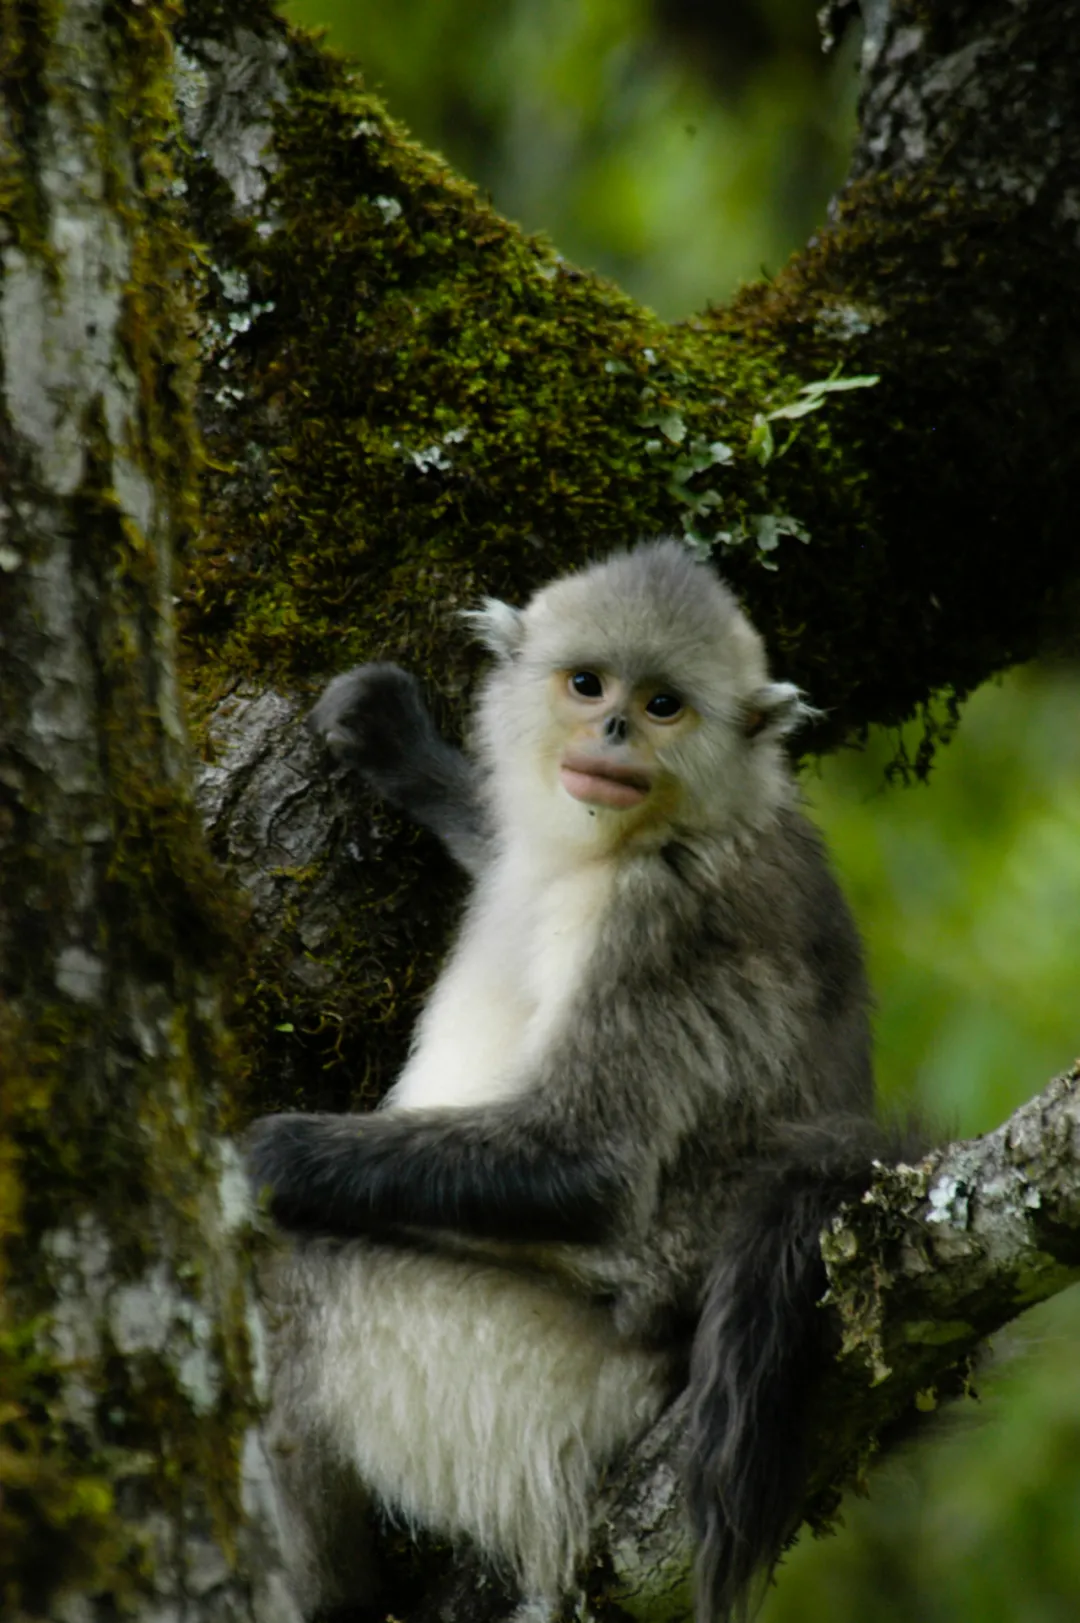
181, 0, 1080, 732
803, 1061, 1080, 1529
0, 4, 293, 1617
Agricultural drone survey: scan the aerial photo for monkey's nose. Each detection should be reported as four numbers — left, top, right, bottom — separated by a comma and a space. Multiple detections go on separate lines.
604, 714, 629, 743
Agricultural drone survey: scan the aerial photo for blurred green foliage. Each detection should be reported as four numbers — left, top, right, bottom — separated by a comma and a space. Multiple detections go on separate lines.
787, 670, 1080, 1623
281, 0, 858, 319
769, 1284, 1080, 1623
275, 2, 1080, 1615
810, 669, 1080, 1136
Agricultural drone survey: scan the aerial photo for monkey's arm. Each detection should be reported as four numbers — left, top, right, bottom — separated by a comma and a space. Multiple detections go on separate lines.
308, 663, 491, 875
245, 1105, 632, 1244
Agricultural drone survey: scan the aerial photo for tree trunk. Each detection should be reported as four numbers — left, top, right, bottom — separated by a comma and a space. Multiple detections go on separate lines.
0, 5, 295, 1617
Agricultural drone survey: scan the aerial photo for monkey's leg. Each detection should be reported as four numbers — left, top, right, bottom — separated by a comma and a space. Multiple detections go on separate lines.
265, 1238, 669, 1604
260, 1247, 382, 1618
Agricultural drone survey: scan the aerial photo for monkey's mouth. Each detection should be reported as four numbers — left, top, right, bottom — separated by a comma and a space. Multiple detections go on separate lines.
560, 754, 652, 809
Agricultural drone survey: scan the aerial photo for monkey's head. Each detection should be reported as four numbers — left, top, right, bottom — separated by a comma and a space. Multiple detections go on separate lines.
468, 540, 811, 858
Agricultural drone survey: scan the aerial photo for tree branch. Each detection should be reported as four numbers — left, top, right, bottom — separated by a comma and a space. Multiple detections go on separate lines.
807, 1062, 1080, 1502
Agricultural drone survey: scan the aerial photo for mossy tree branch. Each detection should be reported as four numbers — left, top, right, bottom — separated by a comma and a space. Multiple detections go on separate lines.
806, 1063, 1080, 1505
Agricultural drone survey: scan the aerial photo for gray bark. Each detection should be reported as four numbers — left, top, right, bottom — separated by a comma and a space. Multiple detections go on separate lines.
0, 4, 296, 1618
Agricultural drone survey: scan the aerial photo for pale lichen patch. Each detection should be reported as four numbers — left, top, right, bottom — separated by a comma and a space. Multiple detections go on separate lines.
56, 945, 106, 1005
109, 1266, 176, 1357
175, 30, 288, 216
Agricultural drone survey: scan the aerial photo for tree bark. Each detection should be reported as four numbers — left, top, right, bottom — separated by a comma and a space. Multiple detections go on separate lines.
0, 5, 295, 1618
4, 0, 1080, 1619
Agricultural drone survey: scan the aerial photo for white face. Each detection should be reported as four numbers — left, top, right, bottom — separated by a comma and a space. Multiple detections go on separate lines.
472, 543, 803, 860
479, 651, 725, 863
550, 665, 700, 819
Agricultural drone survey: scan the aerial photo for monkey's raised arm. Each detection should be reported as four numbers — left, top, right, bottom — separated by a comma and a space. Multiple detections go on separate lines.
308, 663, 491, 876
245, 1103, 633, 1244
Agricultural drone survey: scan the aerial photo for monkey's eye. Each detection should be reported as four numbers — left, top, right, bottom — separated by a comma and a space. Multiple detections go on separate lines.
644, 692, 683, 721
569, 671, 604, 699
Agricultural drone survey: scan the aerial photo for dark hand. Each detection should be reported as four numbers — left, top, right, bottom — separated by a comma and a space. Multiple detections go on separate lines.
307, 663, 438, 777
245, 1111, 368, 1234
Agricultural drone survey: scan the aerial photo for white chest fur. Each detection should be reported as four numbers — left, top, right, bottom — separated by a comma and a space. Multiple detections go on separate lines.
386, 848, 615, 1110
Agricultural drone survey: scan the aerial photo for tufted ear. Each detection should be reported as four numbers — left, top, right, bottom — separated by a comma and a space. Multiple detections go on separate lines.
742, 682, 820, 741
461, 597, 527, 661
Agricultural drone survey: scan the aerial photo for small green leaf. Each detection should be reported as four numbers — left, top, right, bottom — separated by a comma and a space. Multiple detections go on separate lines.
668, 437, 733, 484
799, 372, 880, 396
750, 512, 812, 558
767, 371, 881, 421
775, 513, 812, 543
747, 415, 774, 465
754, 514, 780, 551
639, 409, 687, 444
679, 520, 715, 557
766, 396, 826, 422
673, 485, 724, 514
275, 1023, 295, 1033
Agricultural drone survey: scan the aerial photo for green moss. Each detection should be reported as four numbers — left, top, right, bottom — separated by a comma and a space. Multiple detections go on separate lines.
0, 1, 263, 1610
0, 0, 61, 271
181, 50, 867, 713
0, 993, 151, 1607
0, 1321, 146, 1610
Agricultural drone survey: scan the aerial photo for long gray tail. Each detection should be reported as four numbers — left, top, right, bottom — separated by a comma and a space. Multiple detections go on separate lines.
685, 1119, 904, 1622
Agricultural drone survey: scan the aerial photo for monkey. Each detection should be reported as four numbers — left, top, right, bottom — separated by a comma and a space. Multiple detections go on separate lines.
247, 539, 892, 1622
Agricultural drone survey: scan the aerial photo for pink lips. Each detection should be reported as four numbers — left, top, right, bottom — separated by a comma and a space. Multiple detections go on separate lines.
560, 754, 651, 809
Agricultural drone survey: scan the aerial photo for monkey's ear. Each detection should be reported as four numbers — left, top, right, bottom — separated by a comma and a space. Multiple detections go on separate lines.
461, 598, 526, 661
742, 682, 819, 741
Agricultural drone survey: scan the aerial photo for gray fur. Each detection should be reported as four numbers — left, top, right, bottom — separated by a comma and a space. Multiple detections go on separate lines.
307, 661, 491, 875
252, 540, 877, 1620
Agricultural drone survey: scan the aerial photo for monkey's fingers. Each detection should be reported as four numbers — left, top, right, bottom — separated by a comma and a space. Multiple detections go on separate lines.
307, 662, 436, 772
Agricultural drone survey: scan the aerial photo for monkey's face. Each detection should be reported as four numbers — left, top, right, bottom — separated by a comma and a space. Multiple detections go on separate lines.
487, 649, 729, 858
477, 653, 699, 858
551, 667, 696, 822
472, 542, 806, 859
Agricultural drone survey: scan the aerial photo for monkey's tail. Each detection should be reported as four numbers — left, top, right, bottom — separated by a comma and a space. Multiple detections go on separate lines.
685, 1117, 912, 1623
